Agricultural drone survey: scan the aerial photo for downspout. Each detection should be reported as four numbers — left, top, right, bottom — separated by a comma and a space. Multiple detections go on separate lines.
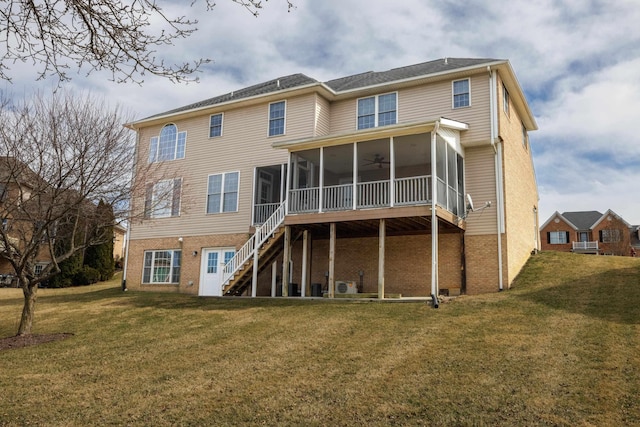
431, 120, 440, 308
488, 66, 504, 291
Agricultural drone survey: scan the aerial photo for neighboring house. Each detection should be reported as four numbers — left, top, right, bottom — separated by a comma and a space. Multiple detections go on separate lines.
0, 157, 53, 283
540, 210, 633, 256
124, 57, 539, 298
113, 224, 127, 267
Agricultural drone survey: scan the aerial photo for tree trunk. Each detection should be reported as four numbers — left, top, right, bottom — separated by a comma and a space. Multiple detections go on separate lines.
18, 281, 37, 336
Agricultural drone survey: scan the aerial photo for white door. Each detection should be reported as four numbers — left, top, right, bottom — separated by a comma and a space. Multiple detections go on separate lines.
199, 248, 235, 296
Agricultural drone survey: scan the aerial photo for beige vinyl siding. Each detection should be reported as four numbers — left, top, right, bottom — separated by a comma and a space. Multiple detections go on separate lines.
463, 145, 497, 235
328, 75, 491, 145
314, 94, 331, 137
131, 94, 318, 240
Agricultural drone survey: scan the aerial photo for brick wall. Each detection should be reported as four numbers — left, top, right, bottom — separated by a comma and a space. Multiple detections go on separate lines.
126, 233, 250, 294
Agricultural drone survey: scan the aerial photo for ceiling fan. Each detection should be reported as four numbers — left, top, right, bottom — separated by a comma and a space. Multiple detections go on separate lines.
363, 154, 390, 168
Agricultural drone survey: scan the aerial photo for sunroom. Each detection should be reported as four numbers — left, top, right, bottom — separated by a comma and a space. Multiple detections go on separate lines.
271, 118, 469, 221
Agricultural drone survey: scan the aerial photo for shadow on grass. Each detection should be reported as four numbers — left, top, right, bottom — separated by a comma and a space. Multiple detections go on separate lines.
519, 266, 640, 325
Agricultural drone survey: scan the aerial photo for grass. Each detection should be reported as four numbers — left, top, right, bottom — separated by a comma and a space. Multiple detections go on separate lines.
1, 251, 639, 426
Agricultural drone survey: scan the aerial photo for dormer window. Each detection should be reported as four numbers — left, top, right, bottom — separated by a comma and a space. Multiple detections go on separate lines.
149, 124, 186, 163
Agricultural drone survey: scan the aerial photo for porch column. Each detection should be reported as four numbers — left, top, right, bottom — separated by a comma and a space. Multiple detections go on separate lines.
328, 223, 336, 298
301, 230, 309, 297
390, 137, 395, 207
378, 218, 385, 299
282, 225, 291, 297
352, 143, 358, 210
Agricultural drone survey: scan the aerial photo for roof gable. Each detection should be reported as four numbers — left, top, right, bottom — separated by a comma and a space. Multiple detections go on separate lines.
562, 211, 604, 230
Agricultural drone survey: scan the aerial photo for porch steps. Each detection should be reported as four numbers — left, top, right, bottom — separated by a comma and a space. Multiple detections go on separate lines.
222, 227, 286, 296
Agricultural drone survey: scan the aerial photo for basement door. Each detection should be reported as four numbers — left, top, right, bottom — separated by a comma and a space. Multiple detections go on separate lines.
199, 248, 235, 296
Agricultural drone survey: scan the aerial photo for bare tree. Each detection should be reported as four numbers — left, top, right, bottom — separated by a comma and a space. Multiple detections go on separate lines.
0, 91, 158, 336
0, 0, 294, 84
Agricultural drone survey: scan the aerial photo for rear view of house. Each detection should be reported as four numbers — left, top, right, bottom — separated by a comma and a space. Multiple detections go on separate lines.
124, 58, 539, 299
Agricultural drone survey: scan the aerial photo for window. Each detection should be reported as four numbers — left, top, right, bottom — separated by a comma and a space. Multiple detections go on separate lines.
144, 178, 182, 219
503, 84, 510, 116
600, 229, 621, 243
207, 172, 239, 214
143, 250, 181, 284
1, 218, 8, 231
209, 114, 223, 138
357, 93, 397, 129
269, 101, 286, 136
452, 79, 470, 108
522, 122, 528, 148
34, 263, 48, 275
149, 124, 186, 163
549, 231, 569, 244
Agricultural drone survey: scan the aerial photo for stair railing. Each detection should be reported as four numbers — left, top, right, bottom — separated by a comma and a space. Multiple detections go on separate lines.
221, 200, 286, 289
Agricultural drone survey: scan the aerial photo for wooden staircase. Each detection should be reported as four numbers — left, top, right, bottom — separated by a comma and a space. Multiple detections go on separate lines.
220, 201, 286, 296
222, 227, 285, 296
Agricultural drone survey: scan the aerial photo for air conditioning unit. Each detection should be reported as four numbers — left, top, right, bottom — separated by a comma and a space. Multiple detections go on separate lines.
335, 280, 358, 294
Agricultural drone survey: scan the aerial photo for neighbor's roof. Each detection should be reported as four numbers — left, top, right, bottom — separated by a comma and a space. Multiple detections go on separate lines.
562, 211, 604, 230
132, 57, 506, 125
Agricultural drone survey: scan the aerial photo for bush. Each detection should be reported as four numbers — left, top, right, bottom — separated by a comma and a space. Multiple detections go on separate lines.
72, 266, 100, 286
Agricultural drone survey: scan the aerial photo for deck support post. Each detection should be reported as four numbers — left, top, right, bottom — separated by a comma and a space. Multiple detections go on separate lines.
282, 225, 291, 297
251, 241, 259, 297
329, 223, 336, 298
378, 218, 385, 299
271, 260, 278, 297
301, 230, 309, 297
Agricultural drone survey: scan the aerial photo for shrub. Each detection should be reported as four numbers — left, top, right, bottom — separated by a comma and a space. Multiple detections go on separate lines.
73, 266, 100, 286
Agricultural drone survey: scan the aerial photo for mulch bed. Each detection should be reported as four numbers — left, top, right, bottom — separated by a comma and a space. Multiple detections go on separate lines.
0, 333, 74, 351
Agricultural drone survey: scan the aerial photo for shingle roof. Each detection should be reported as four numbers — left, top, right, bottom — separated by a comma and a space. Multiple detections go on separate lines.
147, 73, 318, 119
324, 58, 501, 91
562, 211, 603, 230
143, 58, 502, 120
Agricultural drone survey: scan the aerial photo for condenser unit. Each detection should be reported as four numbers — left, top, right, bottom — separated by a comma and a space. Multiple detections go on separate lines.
335, 280, 358, 294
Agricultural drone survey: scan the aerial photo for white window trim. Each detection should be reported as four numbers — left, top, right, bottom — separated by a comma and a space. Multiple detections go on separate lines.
209, 113, 224, 138
356, 92, 398, 130
142, 250, 181, 284
268, 101, 287, 137
147, 178, 182, 219
452, 78, 471, 109
206, 171, 241, 214
149, 123, 187, 163
502, 84, 510, 116
549, 231, 567, 244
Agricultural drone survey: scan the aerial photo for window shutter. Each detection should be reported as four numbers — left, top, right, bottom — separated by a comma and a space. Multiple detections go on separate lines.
171, 178, 182, 217
566, 232, 570, 243
144, 184, 153, 218
599, 230, 603, 242
547, 232, 550, 244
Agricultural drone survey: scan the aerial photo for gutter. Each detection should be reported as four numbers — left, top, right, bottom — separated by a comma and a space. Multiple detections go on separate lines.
488, 66, 504, 291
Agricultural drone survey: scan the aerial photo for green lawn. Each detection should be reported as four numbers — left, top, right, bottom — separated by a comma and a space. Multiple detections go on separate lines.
1, 251, 639, 426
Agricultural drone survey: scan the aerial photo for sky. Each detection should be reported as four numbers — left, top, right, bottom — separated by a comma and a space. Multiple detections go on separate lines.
5, 0, 640, 224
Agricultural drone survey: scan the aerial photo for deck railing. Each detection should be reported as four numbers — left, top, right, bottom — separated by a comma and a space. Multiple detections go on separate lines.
572, 241, 599, 251
253, 203, 280, 225
395, 176, 430, 205
222, 200, 286, 288
324, 184, 353, 211
287, 175, 441, 214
